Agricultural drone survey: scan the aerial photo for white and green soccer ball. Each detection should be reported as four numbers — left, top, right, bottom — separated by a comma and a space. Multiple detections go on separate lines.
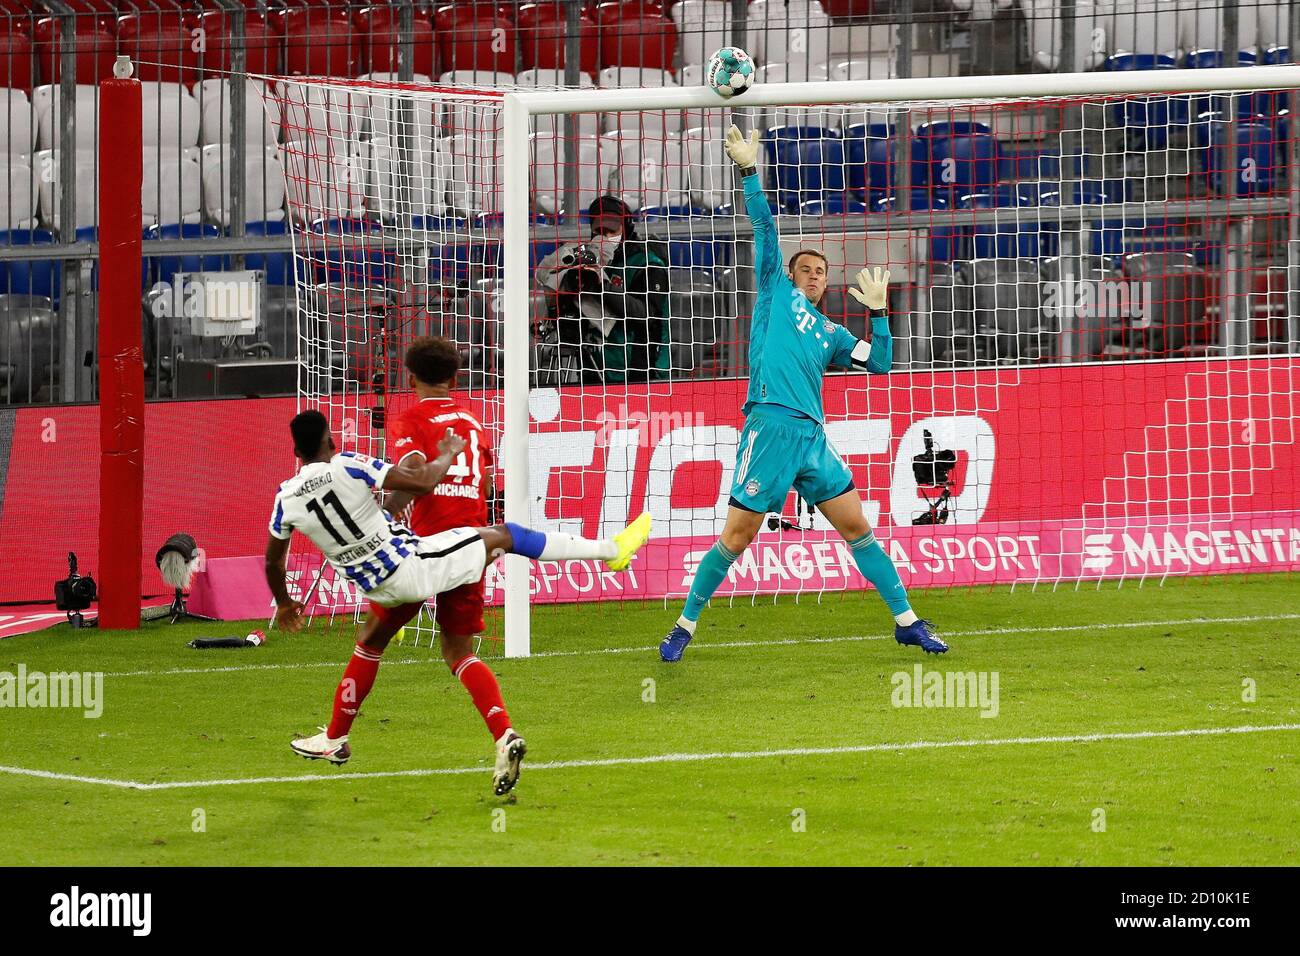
706, 46, 755, 99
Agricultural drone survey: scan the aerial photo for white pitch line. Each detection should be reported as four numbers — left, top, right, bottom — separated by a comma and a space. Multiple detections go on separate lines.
97, 612, 1300, 678
4, 723, 1298, 792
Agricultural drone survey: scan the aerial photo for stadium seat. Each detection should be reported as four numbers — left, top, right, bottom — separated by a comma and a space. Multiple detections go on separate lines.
33, 148, 97, 231
1121, 250, 1204, 354
640, 206, 719, 267
611, 136, 690, 211
1183, 51, 1270, 119
1179, 0, 1260, 54
597, 2, 678, 70
447, 132, 504, 216
277, 6, 359, 77
926, 261, 977, 363
34, 84, 97, 152
1103, 52, 1176, 71
1105, 1, 1179, 56
143, 151, 203, 227
358, 4, 437, 78
829, 56, 896, 82
1201, 119, 1278, 196
1258, 3, 1290, 48
434, 3, 516, 75
280, 83, 369, 142
1040, 255, 1119, 360
242, 219, 292, 286
1021, 0, 1109, 71
599, 67, 681, 136
33, 14, 115, 85
519, 2, 600, 73
282, 138, 370, 222
198, 9, 282, 77
670, 0, 731, 72
440, 69, 516, 89
366, 136, 451, 220
530, 132, 608, 217
762, 129, 846, 210
970, 258, 1050, 362
118, 11, 203, 84
0, 229, 60, 303
748, 0, 832, 72
0, 160, 35, 230
0, 26, 33, 93
308, 216, 393, 288
799, 197, 868, 215
199, 144, 287, 227
360, 83, 439, 143
0, 89, 33, 156
520, 69, 599, 138
0, 293, 57, 403
929, 133, 1000, 204
846, 126, 927, 202
141, 83, 202, 150
194, 78, 281, 149
680, 127, 729, 209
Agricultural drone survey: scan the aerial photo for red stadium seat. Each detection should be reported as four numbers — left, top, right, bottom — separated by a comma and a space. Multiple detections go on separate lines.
596, 3, 677, 71
198, 10, 281, 77
821, 0, 875, 16
518, 2, 599, 74
0, 24, 33, 91
276, 6, 359, 77
434, 3, 516, 75
357, 4, 437, 78
117, 12, 202, 84
33, 15, 116, 85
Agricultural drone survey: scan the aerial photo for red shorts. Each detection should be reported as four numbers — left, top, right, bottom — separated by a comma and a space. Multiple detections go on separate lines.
434, 578, 485, 636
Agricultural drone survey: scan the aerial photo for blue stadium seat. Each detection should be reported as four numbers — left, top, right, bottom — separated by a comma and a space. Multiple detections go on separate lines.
1184, 50, 1271, 119
310, 217, 392, 286
1262, 46, 1291, 64
1201, 120, 1278, 195
243, 220, 292, 287
147, 223, 227, 290
0, 230, 60, 304
871, 190, 949, 213
799, 197, 869, 215
763, 133, 847, 210
638, 206, 717, 268
934, 134, 1000, 203
1183, 49, 1256, 69
1104, 53, 1176, 71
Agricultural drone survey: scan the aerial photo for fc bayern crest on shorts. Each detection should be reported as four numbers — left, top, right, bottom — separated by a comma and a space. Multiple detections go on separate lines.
745, 479, 761, 497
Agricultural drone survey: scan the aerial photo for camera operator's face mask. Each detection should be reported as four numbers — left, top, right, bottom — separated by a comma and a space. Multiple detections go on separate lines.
591, 222, 622, 263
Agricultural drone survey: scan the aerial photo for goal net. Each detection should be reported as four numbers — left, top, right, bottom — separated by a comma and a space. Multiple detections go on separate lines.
266, 66, 1300, 656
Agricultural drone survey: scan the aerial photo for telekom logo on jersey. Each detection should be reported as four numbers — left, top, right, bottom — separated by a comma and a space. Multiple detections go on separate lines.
525, 388, 996, 536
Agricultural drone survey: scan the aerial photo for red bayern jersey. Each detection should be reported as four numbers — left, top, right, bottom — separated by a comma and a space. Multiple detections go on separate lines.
390, 396, 494, 535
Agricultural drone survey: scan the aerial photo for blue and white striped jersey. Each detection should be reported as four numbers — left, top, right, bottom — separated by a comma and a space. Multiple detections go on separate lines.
269, 452, 420, 593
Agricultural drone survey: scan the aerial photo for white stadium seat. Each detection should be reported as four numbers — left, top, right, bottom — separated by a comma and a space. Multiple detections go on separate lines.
34, 85, 98, 152
192, 78, 280, 148
282, 137, 370, 221
599, 68, 680, 137
1106, 0, 1179, 55
446, 132, 504, 215
142, 151, 202, 226
530, 132, 608, 217
1257, 1, 1290, 48
439, 70, 515, 88
1022, 0, 1109, 71
520, 70, 598, 138
1178, 0, 1259, 53
516, 69, 594, 88
681, 127, 730, 209
0, 161, 36, 230
367, 136, 451, 219
747, 0, 831, 70
830, 57, 897, 82
673, 1, 734, 72
609, 136, 689, 211
0, 90, 35, 157
199, 144, 287, 226
279, 83, 368, 141
140, 83, 201, 149
758, 62, 836, 129
33, 148, 97, 230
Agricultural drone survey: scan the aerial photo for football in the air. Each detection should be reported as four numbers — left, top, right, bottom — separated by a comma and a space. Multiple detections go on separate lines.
706, 46, 755, 98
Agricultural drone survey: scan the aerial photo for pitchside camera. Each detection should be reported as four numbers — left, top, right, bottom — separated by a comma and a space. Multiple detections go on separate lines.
911, 430, 958, 526
54, 552, 97, 628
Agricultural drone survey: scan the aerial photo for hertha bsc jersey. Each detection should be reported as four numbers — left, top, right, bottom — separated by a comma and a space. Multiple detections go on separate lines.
268, 452, 420, 594
742, 174, 889, 424
390, 397, 494, 535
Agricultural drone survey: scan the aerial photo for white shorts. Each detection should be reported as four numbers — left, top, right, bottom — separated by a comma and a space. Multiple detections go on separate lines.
366, 528, 487, 607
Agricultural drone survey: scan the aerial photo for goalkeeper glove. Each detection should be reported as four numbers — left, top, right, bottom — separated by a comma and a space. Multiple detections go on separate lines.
724, 124, 760, 175
848, 266, 891, 312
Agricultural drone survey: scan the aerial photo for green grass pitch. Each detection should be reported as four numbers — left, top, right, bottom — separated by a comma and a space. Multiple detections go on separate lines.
1, 573, 1298, 866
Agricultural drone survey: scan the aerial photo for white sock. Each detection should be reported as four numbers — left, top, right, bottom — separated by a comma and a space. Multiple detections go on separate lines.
894, 610, 919, 627
538, 532, 617, 561
675, 615, 697, 635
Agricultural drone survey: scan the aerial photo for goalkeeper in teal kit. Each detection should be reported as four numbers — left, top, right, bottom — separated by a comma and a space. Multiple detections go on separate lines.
660, 125, 948, 662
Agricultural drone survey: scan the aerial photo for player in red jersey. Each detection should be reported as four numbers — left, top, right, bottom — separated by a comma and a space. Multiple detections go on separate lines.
383, 337, 505, 749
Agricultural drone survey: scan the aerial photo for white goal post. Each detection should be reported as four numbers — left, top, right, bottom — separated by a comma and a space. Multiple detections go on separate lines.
269, 65, 1300, 659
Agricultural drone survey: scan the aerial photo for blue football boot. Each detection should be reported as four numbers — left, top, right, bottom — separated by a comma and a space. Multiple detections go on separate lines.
894, 619, 948, 654
659, 624, 694, 662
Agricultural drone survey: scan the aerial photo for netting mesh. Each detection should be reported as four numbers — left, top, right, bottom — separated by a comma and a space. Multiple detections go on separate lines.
266, 72, 1300, 649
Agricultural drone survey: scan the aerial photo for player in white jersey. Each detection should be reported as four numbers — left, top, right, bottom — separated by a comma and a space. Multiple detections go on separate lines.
266, 409, 651, 795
